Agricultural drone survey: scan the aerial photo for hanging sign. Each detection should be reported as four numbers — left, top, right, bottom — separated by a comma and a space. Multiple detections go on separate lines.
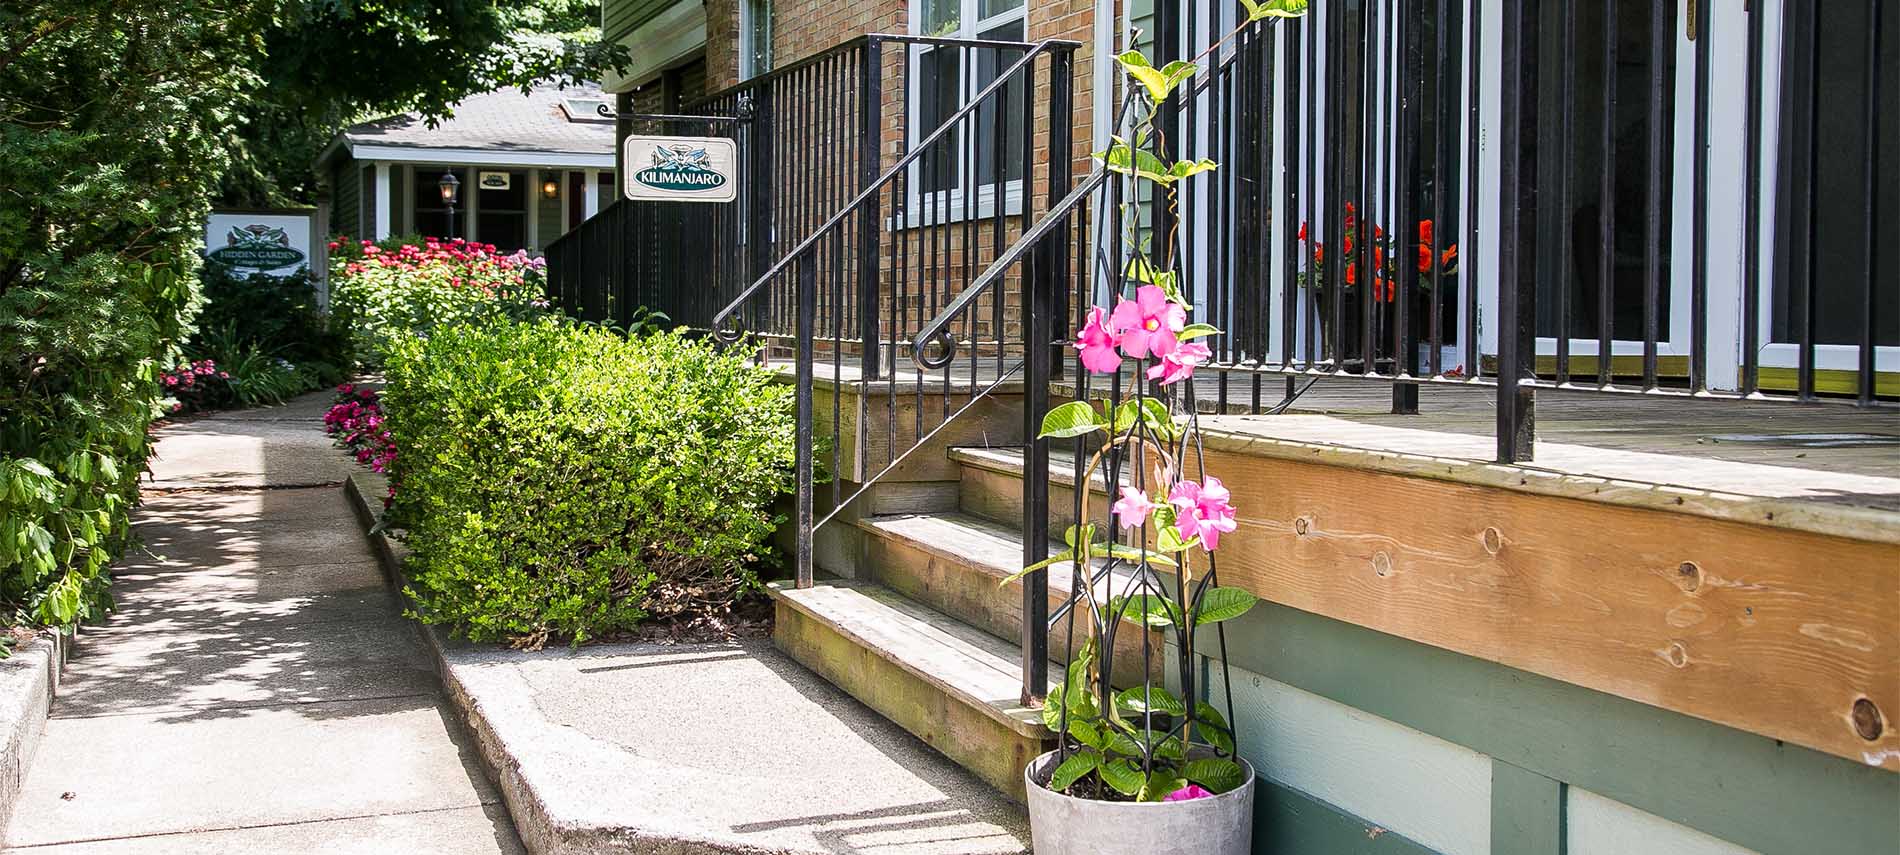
622, 135, 738, 203
478, 171, 512, 190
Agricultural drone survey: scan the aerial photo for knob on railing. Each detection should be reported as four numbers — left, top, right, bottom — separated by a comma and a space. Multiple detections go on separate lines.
913, 328, 959, 370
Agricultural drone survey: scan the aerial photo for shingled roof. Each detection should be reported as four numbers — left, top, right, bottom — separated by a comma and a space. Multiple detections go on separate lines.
318, 83, 617, 166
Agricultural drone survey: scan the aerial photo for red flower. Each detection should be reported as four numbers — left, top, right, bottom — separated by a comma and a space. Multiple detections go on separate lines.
1417, 244, 1433, 273
1298, 221, 1308, 242
1313, 243, 1325, 264
1418, 219, 1434, 247
1345, 262, 1358, 286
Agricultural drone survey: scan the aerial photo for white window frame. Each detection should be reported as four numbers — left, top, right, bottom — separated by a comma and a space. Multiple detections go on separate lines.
900, 0, 1029, 228
739, 0, 773, 80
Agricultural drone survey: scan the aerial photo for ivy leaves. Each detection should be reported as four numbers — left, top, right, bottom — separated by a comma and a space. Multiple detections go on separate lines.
1241, 0, 1312, 21
1099, 137, 1219, 187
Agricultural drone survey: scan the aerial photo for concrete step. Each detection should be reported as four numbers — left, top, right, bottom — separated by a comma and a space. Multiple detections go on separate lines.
768, 579, 1054, 801
855, 511, 1160, 688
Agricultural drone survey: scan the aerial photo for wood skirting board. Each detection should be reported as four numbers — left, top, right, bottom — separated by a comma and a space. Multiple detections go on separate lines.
1190, 440, 1899, 771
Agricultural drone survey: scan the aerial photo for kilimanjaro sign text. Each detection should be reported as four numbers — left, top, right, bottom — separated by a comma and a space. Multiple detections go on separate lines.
623, 135, 738, 203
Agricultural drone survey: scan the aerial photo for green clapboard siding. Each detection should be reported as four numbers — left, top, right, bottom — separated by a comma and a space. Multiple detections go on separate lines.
604, 0, 679, 42
1257, 776, 1437, 854
1490, 761, 1563, 855
1204, 601, 1898, 855
330, 159, 360, 238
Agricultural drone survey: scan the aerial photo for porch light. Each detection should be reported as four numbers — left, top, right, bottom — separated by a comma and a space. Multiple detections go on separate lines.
438, 172, 461, 239
542, 179, 560, 199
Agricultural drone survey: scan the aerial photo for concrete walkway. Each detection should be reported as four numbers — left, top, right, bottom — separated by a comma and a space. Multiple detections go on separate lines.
2, 393, 521, 854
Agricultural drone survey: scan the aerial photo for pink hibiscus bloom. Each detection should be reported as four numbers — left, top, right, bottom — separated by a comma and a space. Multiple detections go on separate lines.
1075, 306, 1124, 374
1109, 285, 1185, 359
1146, 338, 1212, 386
1111, 486, 1159, 530
1169, 476, 1238, 551
1165, 784, 1215, 802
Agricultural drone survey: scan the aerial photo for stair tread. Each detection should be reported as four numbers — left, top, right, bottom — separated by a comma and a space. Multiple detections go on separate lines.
857, 511, 1143, 599
948, 446, 1119, 493
769, 579, 1053, 738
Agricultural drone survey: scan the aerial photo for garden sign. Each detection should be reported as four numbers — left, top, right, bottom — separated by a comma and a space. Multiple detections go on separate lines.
622, 135, 738, 203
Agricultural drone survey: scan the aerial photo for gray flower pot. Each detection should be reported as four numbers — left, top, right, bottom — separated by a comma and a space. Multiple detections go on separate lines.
1023, 749, 1256, 855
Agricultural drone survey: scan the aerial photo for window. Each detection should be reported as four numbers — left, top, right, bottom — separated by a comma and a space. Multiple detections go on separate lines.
907, 0, 1027, 220
741, 0, 773, 79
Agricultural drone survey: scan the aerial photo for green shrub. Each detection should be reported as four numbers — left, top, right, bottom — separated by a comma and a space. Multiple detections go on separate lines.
191, 262, 351, 375
329, 236, 547, 365
380, 318, 795, 646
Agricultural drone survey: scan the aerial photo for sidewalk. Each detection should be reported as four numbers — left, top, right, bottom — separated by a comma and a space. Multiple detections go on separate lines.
1, 393, 521, 854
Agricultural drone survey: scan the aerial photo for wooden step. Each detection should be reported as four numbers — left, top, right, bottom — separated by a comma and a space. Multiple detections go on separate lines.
768, 579, 1054, 801
855, 511, 1160, 687
950, 446, 1113, 535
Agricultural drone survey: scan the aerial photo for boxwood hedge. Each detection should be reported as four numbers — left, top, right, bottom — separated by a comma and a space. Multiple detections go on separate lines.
380, 318, 795, 646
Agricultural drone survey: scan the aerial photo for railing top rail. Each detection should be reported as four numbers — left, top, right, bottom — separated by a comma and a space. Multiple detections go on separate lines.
708, 36, 1082, 342
685, 33, 1079, 114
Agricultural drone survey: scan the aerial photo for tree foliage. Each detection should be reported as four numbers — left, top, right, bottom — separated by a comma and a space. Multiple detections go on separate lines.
221, 0, 628, 205
1, 0, 270, 631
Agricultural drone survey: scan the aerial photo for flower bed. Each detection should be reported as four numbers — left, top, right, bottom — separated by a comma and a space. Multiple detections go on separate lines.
328, 236, 549, 364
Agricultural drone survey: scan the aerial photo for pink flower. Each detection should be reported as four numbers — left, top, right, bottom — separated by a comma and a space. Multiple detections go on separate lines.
1164, 784, 1215, 802
1075, 306, 1124, 373
1109, 285, 1186, 359
1169, 476, 1238, 551
1111, 486, 1159, 530
1145, 338, 1211, 386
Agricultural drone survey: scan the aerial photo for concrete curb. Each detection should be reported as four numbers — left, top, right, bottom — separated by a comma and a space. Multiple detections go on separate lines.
0, 628, 72, 832
343, 472, 795, 855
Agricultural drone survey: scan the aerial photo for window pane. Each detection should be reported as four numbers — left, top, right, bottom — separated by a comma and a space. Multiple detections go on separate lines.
920, 47, 962, 193
921, 0, 960, 36
975, 21, 1027, 186
979, 0, 1024, 19
748, 0, 773, 75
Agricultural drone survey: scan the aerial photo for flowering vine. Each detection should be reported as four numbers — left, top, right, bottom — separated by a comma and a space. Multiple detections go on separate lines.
1008, 0, 1308, 806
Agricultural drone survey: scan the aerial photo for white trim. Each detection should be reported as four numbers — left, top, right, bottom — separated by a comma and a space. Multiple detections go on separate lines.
560, 170, 572, 235
527, 166, 541, 249
1757, 343, 1900, 373
373, 162, 392, 241
583, 169, 601, 221
344, 144, 614, 170
463, 167, 478, 241
604, 1, 709, 93
889, 182, 1025, 229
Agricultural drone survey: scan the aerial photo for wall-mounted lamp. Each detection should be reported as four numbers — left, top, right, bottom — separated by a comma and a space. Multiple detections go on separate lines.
542, 179, 561, 199
438, 172, 461, 239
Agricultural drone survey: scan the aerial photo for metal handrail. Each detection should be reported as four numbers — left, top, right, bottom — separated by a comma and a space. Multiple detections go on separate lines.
707, 35, 1082, 342
911, 169, 1109, 368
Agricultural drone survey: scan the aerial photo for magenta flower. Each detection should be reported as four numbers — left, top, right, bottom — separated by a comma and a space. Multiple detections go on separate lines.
1111, 486, 1159, 530
1169, 476, 1238, 551
1075, 306, 1124, 374
1146, 338, 1212, 386
1164, 784, 1215, 802
1109, 285, 1185, 359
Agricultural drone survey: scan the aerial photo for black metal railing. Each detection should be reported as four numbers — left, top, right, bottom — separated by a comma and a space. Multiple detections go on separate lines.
915, 0, 1893, 702
689, 35, 1084, 593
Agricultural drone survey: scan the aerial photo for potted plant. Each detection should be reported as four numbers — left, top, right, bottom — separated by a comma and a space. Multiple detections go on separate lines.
1001, 3, 1307, 852
1297, 207, 1460, 373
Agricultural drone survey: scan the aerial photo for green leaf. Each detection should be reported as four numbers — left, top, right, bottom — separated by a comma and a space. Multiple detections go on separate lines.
1116, 685, 1187, 716
1111, 397, 1178, 439
1194, 586, 1261, 625
1039, 400, 1106, 439
1179, 323, 1223, 341
1115, 51, 1196, 104
1139, 769, 1188, 802
1097, 758, 1146, 796
1154, 515, 1201, 553
1241, 0, 1311, 20
1123, 256, 1179, 295
1182, 757, 1248, 794
1195, 703, 1236, 754
1101, 541, 1178, 568
1067, 718, 1106, 750
1167, 158, 1220, 180
1049, 749, 1102, 791
1107, 594, 1182, 628
1063, 523, 1098, 549
999, 548, 1076, 586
